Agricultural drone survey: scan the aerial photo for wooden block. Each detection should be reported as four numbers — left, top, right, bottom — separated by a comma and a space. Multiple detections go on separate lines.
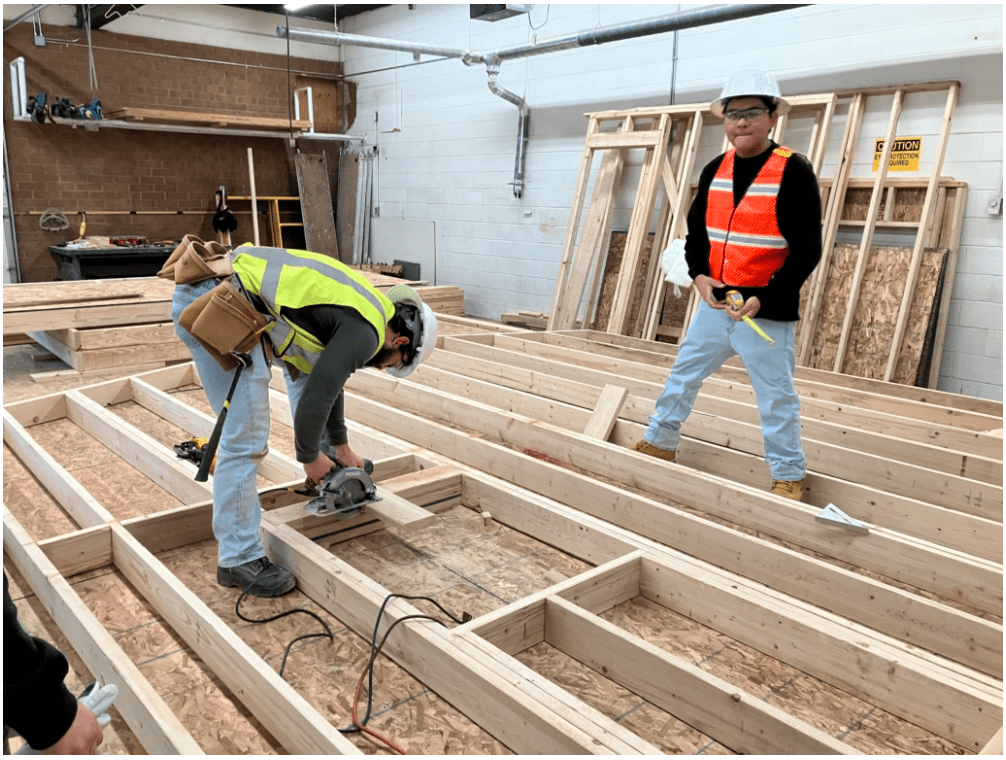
583, 384, 629, 440
481, 511, 493, 527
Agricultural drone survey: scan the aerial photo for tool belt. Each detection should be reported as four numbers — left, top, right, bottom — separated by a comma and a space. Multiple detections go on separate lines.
158, 234, 234, 284
178, 277, 269, 371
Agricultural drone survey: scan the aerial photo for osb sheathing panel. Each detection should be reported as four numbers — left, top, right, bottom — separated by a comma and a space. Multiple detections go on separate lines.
809, 244, 944, 381
4, 337, 1001, 755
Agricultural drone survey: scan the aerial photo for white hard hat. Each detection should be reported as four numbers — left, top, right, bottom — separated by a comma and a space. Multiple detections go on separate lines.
383, 284, 438, 378
711, 68, 791, 117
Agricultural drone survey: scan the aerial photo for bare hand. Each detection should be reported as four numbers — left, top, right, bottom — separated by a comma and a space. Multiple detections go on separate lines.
304, 451, 336, 485
727, 294, 762, 321
43, 704, 103, 755
333, 443, 365, 470
694, 274, 726, 308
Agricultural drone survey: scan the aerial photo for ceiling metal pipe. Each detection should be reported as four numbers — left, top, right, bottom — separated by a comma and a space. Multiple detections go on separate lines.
484, 4, 807, 63
4, 4, 46, 33
277, 26, 472, 62
278, 5, 807, 64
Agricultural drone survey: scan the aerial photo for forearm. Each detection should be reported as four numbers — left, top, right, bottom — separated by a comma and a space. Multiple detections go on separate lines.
292, 317, 378, 463
4, 576, 79, 750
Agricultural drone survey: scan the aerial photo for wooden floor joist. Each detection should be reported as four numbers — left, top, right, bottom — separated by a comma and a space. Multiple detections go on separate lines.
3, 327, 1001, 755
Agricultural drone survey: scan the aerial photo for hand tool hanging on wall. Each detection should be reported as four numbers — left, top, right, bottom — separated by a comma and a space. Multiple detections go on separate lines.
212, 186, 237, 248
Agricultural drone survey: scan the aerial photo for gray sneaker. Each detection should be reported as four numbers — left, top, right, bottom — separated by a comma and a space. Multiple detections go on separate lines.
217, 557, 296, 597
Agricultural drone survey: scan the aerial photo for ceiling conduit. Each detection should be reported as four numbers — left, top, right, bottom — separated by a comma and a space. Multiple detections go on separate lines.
278, 4, 806, 196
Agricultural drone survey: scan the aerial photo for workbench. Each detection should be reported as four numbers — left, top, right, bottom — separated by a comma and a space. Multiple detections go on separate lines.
49, 243, 176, 280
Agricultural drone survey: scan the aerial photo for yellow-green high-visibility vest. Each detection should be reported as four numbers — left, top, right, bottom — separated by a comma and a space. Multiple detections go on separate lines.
232, 245, 394, 375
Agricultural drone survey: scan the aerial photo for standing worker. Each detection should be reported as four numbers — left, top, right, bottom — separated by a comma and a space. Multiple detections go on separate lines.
633, 68, 822, 500
161, 239, 438, 596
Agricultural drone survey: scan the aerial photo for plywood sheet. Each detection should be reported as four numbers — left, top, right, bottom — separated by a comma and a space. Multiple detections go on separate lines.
810, 244, 945, 382
295, 152, 339, 259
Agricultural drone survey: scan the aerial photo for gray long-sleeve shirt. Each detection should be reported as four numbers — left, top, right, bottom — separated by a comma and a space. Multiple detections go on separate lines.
281, 304, 380, 463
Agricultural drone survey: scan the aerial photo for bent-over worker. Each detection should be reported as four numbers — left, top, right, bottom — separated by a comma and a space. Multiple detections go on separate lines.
633, 68, 822, 501
162, 239, 438, 596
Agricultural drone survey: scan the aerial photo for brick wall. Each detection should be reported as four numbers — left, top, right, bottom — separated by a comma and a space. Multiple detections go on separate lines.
4, 23, 348, 282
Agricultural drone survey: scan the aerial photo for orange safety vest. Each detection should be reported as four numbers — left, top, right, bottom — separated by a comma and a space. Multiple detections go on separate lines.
706, 146, 793, 287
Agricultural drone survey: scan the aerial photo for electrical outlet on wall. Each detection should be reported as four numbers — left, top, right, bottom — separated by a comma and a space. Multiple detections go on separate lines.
988, 176, 1003, 216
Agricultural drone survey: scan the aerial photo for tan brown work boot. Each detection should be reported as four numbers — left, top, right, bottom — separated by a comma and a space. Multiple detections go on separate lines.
632, 440, 676, 462
771, 479, 804, 501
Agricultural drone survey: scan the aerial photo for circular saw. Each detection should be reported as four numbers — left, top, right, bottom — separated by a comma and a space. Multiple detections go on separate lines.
304, 459, 381, 519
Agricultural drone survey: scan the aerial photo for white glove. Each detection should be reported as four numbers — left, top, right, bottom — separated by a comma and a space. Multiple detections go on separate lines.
660, 239, 692, 298
15, 682, 118, 754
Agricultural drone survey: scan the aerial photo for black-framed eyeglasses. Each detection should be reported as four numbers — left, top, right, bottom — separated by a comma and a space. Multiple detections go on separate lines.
723, 107, 769, 123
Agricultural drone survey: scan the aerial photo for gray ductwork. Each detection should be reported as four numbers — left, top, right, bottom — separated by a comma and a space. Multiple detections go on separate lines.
278, 4, 807, 196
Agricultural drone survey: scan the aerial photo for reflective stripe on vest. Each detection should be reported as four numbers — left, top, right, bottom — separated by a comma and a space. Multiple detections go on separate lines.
232, 246, 394, 375
706, 146, 792, 288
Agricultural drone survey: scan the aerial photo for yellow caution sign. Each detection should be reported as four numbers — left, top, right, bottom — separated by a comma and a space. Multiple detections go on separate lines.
873, 136, 922, 172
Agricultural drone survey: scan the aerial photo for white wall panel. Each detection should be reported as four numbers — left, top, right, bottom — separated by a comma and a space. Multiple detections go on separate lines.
325, 4, 1001, 398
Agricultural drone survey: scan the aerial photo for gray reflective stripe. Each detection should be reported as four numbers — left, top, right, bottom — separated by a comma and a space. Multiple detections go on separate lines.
708, 229, 729, 243
745, 184, 780, 195
710, 178, 733, 192
248, 246, 386, 319
722, 232, 788, 248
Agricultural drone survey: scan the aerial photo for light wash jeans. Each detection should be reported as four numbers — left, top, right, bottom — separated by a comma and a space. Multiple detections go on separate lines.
172, 279, 277, 568
644, 301, 806, 482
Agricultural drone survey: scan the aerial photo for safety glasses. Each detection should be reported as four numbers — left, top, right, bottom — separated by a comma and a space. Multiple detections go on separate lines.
723, 107, 769, 123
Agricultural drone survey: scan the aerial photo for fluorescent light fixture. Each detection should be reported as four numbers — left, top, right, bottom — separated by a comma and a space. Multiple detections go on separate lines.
284, 3, 315, 11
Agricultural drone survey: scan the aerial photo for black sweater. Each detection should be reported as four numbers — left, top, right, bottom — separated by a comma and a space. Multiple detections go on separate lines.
685, 141, 822, 321
4, 573, 79, 750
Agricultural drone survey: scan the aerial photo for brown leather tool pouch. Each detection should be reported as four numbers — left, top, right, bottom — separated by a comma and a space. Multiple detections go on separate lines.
159, 236, 233, 284
179, 279, 268, 370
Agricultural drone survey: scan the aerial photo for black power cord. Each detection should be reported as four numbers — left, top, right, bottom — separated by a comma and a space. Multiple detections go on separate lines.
347, 594, 468, 733
234, 590, 334, 678
234, 589, 468, 738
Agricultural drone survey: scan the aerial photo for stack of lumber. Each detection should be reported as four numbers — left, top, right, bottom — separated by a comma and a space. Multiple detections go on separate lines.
539, 80, 965, 388
104, 106, 313, 132
3, 326, 1001, 754
3, 273, 466, 380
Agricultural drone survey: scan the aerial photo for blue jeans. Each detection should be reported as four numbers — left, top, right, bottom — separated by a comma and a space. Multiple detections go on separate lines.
644, 301, 806, 482
172, 279, 277, 568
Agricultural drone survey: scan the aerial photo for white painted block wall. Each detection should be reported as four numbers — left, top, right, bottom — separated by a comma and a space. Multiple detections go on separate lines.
337, 4, 1002, 401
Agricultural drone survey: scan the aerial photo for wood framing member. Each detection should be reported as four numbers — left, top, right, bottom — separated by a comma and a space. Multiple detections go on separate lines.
260, 521, 660, 754
426, 337, 1002, 489
453, 472, 1001, 750
430, 337, 1003, 514
545, 597, 855, 755
2, 278, 175, 336
488, 332, 1002, 436
4, 359, 1001, 754
566, 327, 1003, 417
461, 552, 855, 754
884, 82, 960, 381
348, 371, 1002, 616
27, 328, 191, 372
408, 357, 1001, 562
469, 330, 1004, 487
341, 381, 1002, 678
3, 409, 115, 528
4, 508, 203, 755
109, 523, 364, 754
